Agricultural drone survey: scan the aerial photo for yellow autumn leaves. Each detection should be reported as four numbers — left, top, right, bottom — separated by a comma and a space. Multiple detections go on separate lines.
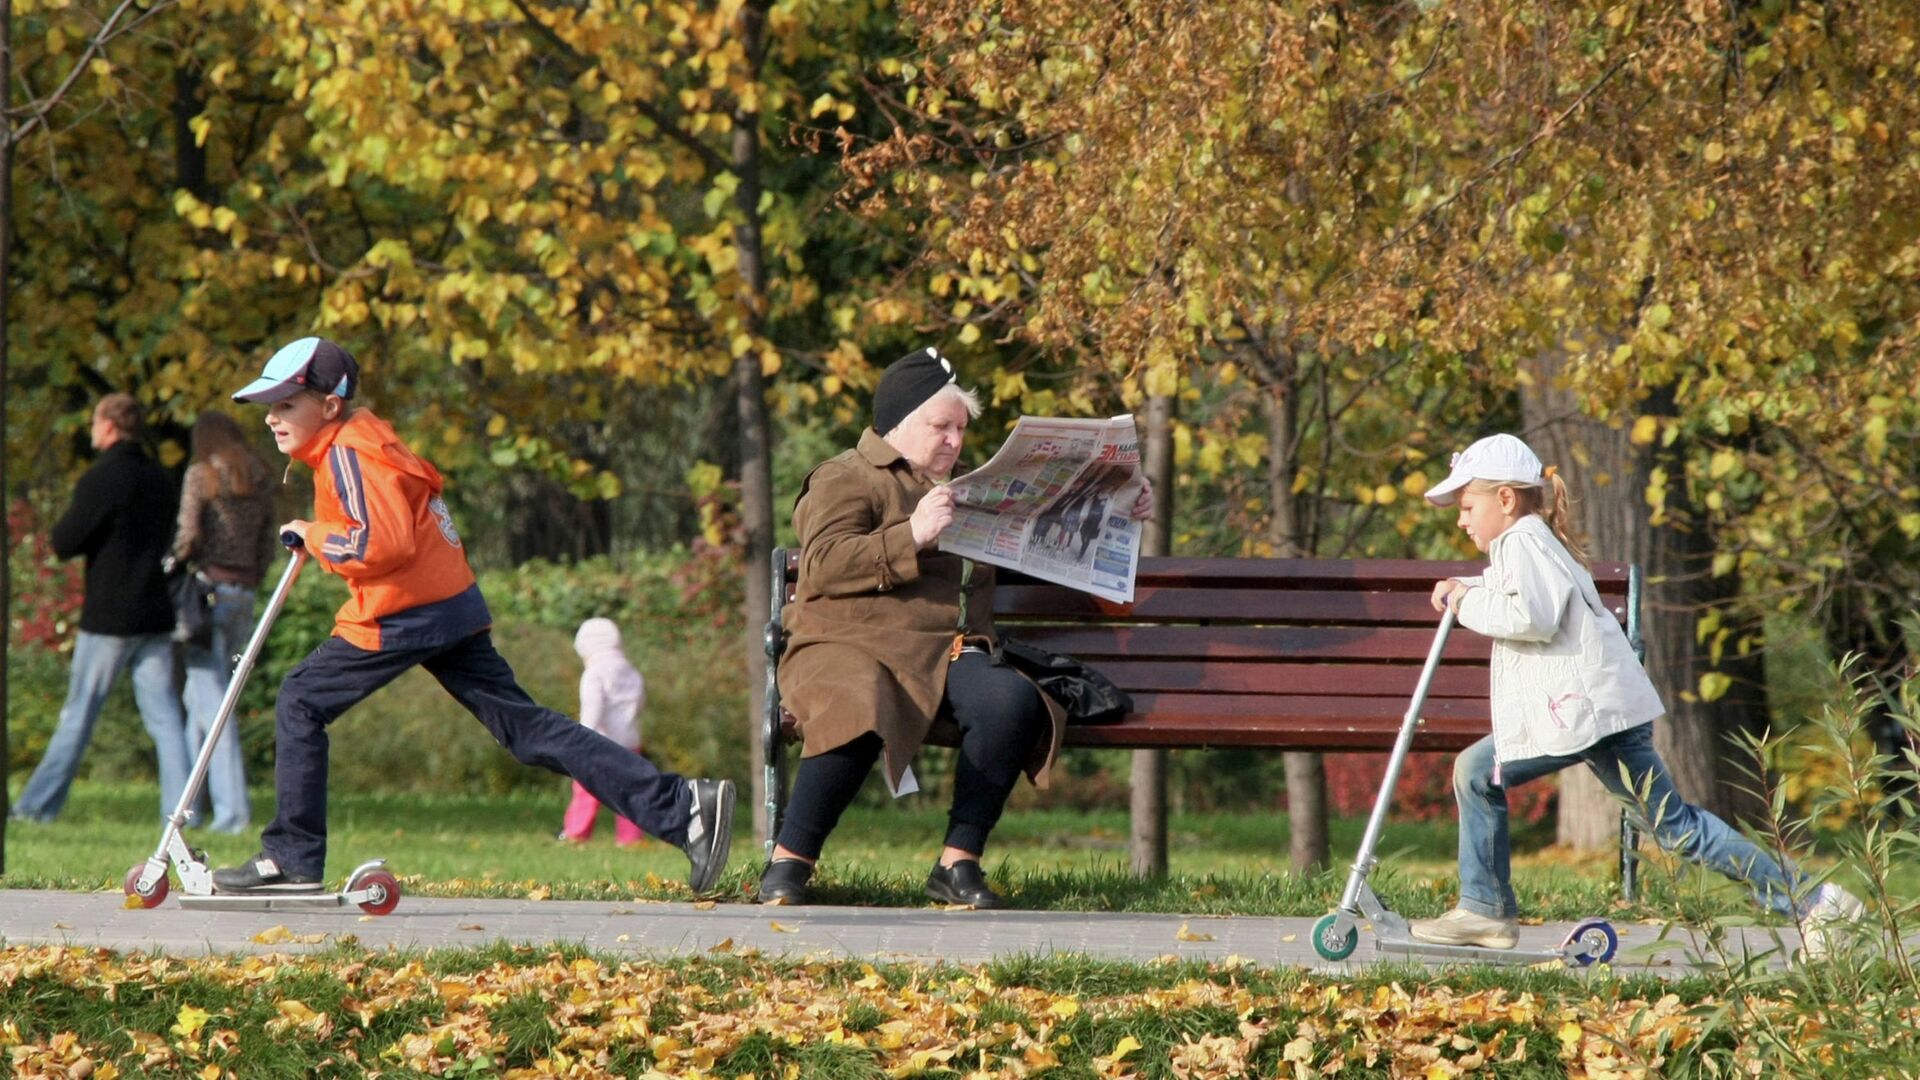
0, 943, 1750, 1079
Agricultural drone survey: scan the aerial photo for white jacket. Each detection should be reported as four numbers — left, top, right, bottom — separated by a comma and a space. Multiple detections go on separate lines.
579, 651, 645, 751
1453, 514, 1663, 763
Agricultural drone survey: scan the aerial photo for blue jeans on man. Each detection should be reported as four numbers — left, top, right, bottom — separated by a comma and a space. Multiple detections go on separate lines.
1453, 722, 1803, 920
12, 631, 191, 822
181, 582, 257, 833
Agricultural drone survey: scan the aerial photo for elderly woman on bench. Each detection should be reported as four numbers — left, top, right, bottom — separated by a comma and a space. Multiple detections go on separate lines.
760, 347, 1150, 908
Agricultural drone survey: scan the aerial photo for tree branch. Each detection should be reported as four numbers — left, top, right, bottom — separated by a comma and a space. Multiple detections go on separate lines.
8, 0, 179, 144
507, 0, 732, 177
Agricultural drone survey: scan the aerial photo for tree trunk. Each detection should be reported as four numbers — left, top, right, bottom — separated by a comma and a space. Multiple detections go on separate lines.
2, 0, 14, 874
1129, 393, 1174, 878
732, 0, 776, 845
1266, 376, 1328, 871
1522, 368, 1763, 851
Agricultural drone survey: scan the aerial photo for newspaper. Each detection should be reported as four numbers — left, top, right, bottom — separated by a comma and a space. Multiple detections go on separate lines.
938, 414, 1146, 603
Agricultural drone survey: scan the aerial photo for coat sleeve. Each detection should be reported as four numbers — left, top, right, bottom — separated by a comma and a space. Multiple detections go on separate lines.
310, 444, 419, 576
794, 460, 921, 597
171, 463, 209, 562
50, 462, 116, 561
1456, 533, 1575, 643
256, 487, 281, 575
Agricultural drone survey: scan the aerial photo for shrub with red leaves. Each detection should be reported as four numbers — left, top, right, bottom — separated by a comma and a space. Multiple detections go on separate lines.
8, 499, 84, 652
1324, 750, 1556, 825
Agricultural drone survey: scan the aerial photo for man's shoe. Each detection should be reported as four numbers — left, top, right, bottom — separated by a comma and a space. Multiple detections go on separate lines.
758, 858, 814, 905
210, 854, 324, 895
1800, 882, 1868, 960
1408, 908, 1519, 949
681, 778, 736, 895
926, 859, 1004, 909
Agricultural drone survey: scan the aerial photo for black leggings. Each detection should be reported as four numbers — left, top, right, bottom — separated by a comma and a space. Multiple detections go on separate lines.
775, 650, 1050, 860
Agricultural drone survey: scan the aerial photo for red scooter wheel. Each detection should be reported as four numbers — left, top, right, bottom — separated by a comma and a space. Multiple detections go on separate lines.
354, 869, 401, 916
123, 864, 169, 909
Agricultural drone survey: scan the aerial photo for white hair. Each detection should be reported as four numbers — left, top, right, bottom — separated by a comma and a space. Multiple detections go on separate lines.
882, 382, 981, 439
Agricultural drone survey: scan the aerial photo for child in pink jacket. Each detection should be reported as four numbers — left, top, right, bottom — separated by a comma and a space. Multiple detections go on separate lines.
558, 618, 648, 846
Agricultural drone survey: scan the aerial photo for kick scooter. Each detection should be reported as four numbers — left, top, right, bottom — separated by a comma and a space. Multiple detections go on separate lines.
1310, 607, 1617, 967
123, 534, 402, 915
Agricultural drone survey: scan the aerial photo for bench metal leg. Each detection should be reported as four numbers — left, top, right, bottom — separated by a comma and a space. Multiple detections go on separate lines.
1618, 809, 1640, 903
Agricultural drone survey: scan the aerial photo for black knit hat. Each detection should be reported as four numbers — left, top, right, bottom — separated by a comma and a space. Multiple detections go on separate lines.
871, 347, 957, 435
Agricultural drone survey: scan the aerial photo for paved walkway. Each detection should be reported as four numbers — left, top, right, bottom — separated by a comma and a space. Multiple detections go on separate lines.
0, 888, 1800, 975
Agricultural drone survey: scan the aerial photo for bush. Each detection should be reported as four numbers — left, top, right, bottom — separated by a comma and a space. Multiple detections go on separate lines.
1325, 751, 1556, 825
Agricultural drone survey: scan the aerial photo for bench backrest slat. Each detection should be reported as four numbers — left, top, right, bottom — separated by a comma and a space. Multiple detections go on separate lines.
768, 550, 1638, 753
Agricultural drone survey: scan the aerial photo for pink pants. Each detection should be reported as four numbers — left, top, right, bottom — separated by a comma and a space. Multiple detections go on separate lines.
560, 765, 647, 845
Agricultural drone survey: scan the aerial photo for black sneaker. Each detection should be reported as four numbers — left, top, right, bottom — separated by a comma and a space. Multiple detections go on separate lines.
758, 858, 814, 905
926, 859, 1004, 909
681, 779, 736, 895
211, 854, 324, 894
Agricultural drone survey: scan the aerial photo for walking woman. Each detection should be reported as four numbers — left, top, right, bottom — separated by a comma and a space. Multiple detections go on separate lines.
172, 410, 278, 833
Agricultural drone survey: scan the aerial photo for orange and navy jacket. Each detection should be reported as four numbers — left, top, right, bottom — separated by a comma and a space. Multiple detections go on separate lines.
293, 408, 491, 651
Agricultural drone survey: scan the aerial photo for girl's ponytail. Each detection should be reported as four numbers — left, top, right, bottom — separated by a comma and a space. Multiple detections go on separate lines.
1538, 466, 1591, 568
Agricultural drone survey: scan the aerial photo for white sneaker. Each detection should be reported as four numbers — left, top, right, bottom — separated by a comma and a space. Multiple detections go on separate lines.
1799, 883, 1867, 960
1409, 908, 1520, 949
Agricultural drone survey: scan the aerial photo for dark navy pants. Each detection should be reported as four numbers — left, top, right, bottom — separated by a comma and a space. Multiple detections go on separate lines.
262, 631, 692, 877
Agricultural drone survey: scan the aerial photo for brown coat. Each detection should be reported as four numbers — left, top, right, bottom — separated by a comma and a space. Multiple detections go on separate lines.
777, 429, 1067, 789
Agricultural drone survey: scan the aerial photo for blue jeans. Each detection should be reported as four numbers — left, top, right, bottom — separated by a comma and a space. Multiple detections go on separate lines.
181, 583, 256, 833
261, 631, 693, 878
1453, 723, 1804, 919
12, 631, 191, 822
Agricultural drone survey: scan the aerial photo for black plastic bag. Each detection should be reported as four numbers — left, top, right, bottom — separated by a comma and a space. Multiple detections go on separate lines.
164, 557, 215, 649
995, 636, 1132, 724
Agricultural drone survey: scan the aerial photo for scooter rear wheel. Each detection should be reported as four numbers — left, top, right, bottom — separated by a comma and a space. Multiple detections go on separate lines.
123, 864, 168, 909
1312, 913, 1359, 961
1567, 919, 1618, 966
353, 869, 401, 916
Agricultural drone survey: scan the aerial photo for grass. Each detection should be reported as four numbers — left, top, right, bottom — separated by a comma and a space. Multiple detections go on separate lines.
1, 939, 1896, 1078
0, 778, 1821, 926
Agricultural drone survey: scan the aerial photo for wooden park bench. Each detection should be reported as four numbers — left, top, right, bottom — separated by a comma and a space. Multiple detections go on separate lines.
761, 550, 1645, 899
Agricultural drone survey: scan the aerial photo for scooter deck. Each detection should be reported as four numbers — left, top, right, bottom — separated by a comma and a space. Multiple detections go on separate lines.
177, 892, 360, 912
1374, 936, 1578, 966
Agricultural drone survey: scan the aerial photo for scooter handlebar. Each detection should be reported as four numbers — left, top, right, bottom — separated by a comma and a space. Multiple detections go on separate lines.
281, 530, 306, 550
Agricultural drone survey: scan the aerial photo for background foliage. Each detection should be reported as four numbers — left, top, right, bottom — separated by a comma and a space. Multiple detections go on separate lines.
8, 0, 1917, 840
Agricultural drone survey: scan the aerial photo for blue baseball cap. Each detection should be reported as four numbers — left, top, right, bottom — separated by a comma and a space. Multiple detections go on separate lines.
232, 337, 359, 403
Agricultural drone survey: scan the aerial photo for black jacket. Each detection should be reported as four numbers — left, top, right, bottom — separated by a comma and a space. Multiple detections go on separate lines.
51, 441, 178, 636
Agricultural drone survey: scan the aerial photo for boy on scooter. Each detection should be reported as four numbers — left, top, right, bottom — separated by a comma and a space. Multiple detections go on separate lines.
211, 337, 734, 896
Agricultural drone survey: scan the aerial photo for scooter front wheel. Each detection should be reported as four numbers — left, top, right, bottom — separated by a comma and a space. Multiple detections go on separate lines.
1566, 919, 1618, 966
123, 864, 169, 909
1312, 912, 1359, 961
352, 869, 402, 916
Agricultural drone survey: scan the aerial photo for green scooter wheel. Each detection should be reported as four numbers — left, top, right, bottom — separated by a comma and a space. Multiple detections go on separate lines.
1312, 912, 1359, 961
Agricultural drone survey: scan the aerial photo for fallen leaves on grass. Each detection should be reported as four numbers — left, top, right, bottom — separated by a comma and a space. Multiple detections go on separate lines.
0, 944, 1799, 1079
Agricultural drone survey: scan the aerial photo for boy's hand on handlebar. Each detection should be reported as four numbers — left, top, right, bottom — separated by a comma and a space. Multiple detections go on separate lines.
1431, 579, 1468, 613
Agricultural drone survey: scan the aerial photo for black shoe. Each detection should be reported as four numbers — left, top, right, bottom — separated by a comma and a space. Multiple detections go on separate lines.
758, 858, 813, 905
925, 859, 1004, 909
681, 778, 736, 895
211, 854, 324, 894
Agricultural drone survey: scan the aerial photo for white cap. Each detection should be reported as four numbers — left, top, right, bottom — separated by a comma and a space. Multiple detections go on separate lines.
1424, 434, 1544, 506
